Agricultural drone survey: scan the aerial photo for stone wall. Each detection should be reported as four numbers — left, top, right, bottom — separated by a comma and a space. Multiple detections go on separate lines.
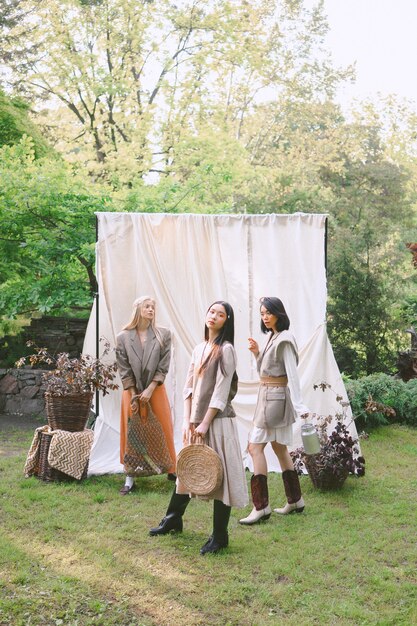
0, 368, 46, 416
0, 316, 89, 368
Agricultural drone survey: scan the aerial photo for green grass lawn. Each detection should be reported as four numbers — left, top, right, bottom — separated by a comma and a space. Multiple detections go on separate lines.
0, 421, 416, 626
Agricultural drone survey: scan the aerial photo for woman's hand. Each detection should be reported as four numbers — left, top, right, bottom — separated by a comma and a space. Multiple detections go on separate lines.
182, 418, 191, 445
194, 421, 209, 437
248, 337, 259, 357
130, 395, 140, 415
139, 385, 154, 404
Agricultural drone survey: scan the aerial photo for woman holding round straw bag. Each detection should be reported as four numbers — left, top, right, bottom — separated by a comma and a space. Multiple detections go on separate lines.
149, 301, 248, 555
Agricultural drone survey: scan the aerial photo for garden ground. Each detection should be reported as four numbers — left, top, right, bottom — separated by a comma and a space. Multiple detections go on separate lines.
0, 413, 416, 626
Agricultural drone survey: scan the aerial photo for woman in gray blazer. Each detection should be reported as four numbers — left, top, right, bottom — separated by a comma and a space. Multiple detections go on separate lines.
149, 301, 248, 555
116, 296, 176, 494
239, 297, 309, 525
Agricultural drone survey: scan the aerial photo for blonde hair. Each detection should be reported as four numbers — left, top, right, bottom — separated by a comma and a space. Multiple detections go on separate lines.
123, 295, 163, 346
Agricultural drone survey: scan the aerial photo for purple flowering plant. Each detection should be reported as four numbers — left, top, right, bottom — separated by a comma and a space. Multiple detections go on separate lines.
291, 382, 366, 481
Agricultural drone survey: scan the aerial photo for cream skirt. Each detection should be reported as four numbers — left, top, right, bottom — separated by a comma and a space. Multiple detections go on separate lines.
177, 417, 249, 508
248, 423, 293, 446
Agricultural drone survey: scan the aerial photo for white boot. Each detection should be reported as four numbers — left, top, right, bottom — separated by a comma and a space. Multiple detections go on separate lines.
239, 505, 272, 525
273, 497, 305, 515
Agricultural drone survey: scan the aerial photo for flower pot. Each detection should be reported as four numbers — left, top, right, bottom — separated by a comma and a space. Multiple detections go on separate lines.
304, 454, 349, 490
45, 391, 93, 432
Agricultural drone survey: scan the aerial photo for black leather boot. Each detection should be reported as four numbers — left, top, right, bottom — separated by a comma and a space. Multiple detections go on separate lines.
200, 500, 231, 555
149, 490, 190, 536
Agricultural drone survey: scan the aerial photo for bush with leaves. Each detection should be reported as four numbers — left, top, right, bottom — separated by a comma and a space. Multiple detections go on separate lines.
345, 373, 417, 429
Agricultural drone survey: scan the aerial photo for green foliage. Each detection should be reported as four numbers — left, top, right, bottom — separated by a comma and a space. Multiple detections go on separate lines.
345, 373, 417, 429
0, 137, 112, 318
0, 90, 49, 156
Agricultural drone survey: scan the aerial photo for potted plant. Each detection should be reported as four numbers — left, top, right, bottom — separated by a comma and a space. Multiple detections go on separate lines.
16, 340, 119, 432
291, 382, 365, 490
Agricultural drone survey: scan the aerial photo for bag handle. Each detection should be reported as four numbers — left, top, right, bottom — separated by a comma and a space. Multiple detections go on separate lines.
130, 394, 150, 421
190, 431, 205, 445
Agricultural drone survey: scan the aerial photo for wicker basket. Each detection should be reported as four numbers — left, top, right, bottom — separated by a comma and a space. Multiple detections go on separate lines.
37, 431, 88, 482
176, 435, 223, 496
304, 454, 349, 490
45, 392, 93, 432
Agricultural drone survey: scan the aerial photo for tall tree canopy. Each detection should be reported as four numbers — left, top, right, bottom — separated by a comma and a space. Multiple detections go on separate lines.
1, 0, 349, 182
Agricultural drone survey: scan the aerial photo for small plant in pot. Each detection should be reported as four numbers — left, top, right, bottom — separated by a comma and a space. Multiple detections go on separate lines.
16, 340, 119, 432
291, 382, 365, 490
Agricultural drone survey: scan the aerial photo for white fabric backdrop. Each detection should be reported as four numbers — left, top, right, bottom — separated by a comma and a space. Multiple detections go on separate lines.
84, 212, 356, 475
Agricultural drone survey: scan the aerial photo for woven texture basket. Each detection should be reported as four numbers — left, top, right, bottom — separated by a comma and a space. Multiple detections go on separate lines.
45, 392, 93, 432
37, 431, 88, 482
304, 454, 349, 490
176, 435, 223, 496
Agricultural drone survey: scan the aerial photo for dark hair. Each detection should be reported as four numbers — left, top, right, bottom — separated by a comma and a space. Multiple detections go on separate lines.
259, 297, 290, 333
201, 300, 235, 375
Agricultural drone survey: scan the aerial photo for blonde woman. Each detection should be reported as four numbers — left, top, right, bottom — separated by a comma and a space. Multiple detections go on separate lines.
115, 296, 176, 494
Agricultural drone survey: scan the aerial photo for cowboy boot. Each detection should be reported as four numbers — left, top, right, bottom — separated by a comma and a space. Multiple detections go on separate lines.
239, 474, 272, 525
149, 488, 190, 535
200, 499, 231, 555
274, 469, 305, 514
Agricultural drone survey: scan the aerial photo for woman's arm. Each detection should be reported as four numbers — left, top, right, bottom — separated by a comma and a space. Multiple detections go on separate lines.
182, 349, 196, 443
281, 343, 309, 418
116, 334, 140, 413
140, 329, 171, 402
194, 344, 236, 436
115, 334, 137, 391
152, 329, 171, 384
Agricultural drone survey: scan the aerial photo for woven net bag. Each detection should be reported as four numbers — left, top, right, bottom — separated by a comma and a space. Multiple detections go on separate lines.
176, 433, 223, 496
123, 402, 173, 476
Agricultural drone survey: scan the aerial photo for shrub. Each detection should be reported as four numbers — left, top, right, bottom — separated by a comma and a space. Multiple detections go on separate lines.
345, 373, 417, 429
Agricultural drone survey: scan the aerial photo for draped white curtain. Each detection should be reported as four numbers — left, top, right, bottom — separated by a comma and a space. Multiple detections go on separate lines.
84, 212, 355, 475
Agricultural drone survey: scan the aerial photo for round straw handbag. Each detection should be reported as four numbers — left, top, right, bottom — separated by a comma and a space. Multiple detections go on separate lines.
176, 433, 223, 496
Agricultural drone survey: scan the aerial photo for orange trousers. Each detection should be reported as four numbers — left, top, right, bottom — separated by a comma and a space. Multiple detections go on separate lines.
120, 385, 176, 475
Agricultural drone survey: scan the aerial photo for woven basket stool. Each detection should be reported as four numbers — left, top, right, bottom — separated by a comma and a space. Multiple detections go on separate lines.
37, 431, 88, 482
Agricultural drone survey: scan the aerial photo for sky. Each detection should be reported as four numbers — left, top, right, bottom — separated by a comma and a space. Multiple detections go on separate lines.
316, 0, 417, 108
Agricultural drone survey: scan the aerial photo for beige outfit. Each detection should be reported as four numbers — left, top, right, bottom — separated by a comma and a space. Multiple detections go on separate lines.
249, 330, 309, 446
178, 341, 248, 508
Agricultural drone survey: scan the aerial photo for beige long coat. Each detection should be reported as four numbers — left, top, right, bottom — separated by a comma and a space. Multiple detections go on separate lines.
115, 327, 171, 391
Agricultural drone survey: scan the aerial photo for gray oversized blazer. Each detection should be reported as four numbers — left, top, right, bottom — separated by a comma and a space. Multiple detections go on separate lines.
115, 326, 171, 391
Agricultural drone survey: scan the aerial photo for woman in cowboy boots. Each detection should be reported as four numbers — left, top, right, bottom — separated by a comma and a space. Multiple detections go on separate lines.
239, 297, 309, 525
149, 301, 248, 554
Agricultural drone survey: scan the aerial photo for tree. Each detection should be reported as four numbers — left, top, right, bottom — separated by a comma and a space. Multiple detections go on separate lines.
321, 123, 415, 375
1, 0, 350, 182
0, 90, 49, 156
0, 137, 110, 318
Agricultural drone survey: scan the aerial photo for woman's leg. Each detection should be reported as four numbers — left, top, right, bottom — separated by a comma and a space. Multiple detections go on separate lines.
149, 487, 191, 536
271, 441, 305, 514
200, 500, 231, 555
120, 391, 135, 494
239, 443, 271, 525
